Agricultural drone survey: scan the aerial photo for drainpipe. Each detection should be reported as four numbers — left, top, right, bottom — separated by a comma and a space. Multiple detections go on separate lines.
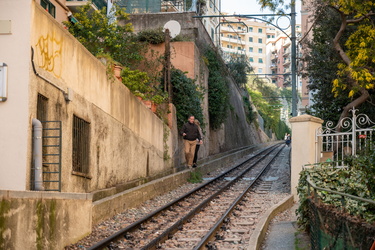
32, 118, 44, 191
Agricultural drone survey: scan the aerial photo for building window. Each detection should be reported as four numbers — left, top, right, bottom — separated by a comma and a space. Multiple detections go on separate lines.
249, 37, 253, 42
37, 94, 48, 122
249, 27, 253, 32
211, 28, 214, 39
249, 57, 254, 62
258, 38, 263, 43
258, 28, 263, 33
249, 47, 253, 52
258, 48, 263, 53
258, 58, 263, 63
40, 0, 56, 18
72, 115, 90, 174
237, 47, 242, 50
258, 68, 263, 73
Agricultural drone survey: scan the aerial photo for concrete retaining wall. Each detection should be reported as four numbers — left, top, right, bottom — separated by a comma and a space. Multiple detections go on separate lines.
0, 190, 92, 250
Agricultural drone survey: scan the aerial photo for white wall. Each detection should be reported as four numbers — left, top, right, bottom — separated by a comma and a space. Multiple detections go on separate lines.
0, 0, 32, 190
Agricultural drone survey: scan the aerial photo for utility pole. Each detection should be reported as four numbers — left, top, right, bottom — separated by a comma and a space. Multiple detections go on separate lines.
291, 0, 298, 117
164, 29, 172, 103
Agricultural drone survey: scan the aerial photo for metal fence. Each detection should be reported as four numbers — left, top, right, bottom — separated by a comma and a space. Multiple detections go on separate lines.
306, 175, 375, 249
316, 108, 375, 167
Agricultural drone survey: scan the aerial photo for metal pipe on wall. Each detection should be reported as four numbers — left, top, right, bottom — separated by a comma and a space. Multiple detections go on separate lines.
32, 118, 44, 191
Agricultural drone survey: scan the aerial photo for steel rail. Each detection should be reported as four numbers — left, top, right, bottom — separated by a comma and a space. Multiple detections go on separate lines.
88, 143, 281, 250
141, 144, 282, 249
194, 145, 285, 249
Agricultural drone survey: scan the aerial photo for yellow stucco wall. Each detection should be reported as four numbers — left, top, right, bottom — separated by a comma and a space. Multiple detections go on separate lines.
28, 2, 167, 193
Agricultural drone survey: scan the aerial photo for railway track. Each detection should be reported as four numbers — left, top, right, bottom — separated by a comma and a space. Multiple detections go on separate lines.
88, 143, 288, 249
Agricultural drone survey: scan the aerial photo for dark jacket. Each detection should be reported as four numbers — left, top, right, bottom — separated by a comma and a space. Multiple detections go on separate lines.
182, 122, 201, 141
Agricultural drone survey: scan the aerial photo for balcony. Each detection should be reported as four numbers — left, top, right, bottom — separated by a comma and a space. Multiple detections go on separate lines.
222, 47, 246, 55
221, 36, 245, 45
283, 40, 291, 47
66, 0, 107, 13
283, 58, 291, 66
283, 48, 291, 56
220, 25, 247, 33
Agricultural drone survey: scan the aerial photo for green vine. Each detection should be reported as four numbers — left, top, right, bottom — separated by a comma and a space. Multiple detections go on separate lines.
242, 96, 255, 123
203, 47, 230, 130
169, 68, 204, 129
297, 160, 375, 233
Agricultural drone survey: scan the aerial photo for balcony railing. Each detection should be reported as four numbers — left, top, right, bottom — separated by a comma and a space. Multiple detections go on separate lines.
283, 59, 291, 66
221, 36, 245, 44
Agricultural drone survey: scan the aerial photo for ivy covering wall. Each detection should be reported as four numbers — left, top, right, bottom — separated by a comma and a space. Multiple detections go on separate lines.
203, 47, 230, 130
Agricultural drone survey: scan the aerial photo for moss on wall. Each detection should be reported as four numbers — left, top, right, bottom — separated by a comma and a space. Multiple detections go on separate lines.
35, 200, 58, 249
0, 199, 11, 248
36, 201, 44, 250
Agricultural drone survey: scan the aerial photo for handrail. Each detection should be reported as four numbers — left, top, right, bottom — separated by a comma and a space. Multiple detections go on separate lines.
306, 175, 375, 205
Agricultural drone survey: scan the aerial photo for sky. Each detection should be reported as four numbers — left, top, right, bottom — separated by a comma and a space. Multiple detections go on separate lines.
220, 0, 302, 25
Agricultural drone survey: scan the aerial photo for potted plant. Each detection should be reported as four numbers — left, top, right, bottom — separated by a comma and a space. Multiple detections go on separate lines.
96, 52, 122, 81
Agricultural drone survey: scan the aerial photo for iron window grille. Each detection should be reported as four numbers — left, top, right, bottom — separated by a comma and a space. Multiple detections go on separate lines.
72, 115, 90, 175
37, 94, 48, 122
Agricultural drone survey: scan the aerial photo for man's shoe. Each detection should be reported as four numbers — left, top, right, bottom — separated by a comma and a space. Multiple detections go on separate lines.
187, 165, 192, 169
192, 164, 197, 168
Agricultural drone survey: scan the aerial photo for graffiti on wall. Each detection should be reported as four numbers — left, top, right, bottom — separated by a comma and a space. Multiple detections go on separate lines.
35, 33, 62, 78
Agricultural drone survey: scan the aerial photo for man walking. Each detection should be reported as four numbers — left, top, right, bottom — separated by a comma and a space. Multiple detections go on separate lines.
181, 115, 202, 169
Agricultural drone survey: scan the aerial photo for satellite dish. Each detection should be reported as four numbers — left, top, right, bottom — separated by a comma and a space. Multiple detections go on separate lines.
163, 20, 181, 39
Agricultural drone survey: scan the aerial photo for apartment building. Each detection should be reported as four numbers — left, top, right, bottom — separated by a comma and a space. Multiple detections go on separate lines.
300, 0, 314, 110
219, 16, 268, 75
266, 26, 302, 89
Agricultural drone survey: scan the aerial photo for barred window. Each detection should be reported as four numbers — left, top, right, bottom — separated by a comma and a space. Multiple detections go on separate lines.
37, 94, 48, 122
72, 115, 90, 174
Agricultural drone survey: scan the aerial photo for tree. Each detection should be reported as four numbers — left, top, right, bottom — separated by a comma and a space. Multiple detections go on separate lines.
259, 0, 375, 122
302, 6, 352, 122
325, 0, 375, 121
248, 78, 291, 139
63, 4, 144, 67
226, 55, 252, 89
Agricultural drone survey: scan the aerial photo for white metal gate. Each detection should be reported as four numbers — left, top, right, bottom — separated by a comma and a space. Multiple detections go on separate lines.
316, 108, 375, 166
